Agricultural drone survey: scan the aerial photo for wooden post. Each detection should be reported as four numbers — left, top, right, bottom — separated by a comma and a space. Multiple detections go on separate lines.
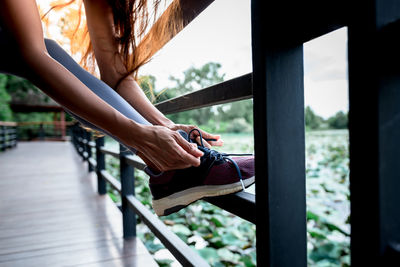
78, 127, 84, 158
82, 128, 88, 160
251, 1, 307, 266
72, 124, 78, 152
120, 144, 136, 239
13, 125, 17, 148
0, 125, 5, 151
96, 137, 106, 195
348, 1, 400, 265
53, 113, 58, 138
38, 123, 45, 141
87, 131, 93, 172
60, 110, 66, 140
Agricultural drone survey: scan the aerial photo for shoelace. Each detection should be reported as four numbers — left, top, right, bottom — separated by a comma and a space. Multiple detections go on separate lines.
188, 129, 253, 190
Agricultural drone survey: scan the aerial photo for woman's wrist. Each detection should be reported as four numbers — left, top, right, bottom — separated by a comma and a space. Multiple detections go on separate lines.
117, 118, 149, 150
156, 117, 174, 128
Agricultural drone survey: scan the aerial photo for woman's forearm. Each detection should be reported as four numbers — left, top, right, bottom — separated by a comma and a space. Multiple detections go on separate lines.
23, 50, 145, 146
115, 76, 174, 127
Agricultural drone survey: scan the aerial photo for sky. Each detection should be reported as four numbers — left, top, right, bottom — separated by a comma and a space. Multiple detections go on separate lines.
41, 0, 349, 119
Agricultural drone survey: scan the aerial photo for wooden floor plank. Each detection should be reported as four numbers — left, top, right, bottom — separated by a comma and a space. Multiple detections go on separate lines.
0, 142, 156, 267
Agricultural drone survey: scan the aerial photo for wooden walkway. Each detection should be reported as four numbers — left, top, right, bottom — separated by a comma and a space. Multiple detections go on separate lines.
0, 142, 157, 267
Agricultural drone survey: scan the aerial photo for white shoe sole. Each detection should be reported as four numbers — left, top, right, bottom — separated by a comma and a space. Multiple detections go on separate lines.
152, 176, 255, 216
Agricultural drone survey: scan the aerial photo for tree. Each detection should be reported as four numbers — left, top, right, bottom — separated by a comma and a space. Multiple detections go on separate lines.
305, 106, 324, 130
160, 62, 225, 126
327, 111, 348, 129
216, 100, 253, 126
0, 74, 12, 121
0, 73, 55, 122
168, 62, 225, 95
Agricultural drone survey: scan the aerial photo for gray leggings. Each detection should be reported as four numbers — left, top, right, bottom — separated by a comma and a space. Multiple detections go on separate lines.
0, 29, 151, 153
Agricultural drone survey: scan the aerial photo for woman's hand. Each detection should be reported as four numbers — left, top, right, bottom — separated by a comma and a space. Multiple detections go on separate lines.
166, 124, 224, 148
129, 124, 205, 172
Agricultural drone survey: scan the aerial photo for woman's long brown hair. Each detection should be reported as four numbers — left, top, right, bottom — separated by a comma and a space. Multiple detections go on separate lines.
42, 0, 182, 88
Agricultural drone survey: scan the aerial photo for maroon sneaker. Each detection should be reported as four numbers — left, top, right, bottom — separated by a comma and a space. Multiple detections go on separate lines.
145, 129, 255, 216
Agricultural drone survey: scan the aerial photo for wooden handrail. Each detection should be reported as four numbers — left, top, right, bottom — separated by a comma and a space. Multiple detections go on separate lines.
127, 195, 210, 267
0, 123, 18, 151
156, 73, 252, 114
17, 121, 75, 126
0, 121, 17, 126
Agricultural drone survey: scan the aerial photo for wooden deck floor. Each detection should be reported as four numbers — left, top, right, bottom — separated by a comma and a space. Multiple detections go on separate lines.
0, 142, 157, 267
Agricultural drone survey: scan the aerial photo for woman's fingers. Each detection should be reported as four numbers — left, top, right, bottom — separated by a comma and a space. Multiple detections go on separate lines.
193, 135, 212, 148
199, 129, 220, 140
175, 144, 201, 167
197, 129, 223, 147
207, 139, 224, 146
175, 133, 203, 157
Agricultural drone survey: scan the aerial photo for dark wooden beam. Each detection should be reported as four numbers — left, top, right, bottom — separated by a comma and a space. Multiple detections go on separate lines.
204, 191, 255, 223
252, 1, 307, 266
156, 73, 252, 114
348, 1, 400, 266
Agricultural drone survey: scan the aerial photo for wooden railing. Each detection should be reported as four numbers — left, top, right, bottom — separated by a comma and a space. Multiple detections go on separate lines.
17, 121, 74, 141
0, 122, 18, 151
72, 0, 400, 266
72, 125, 210, 266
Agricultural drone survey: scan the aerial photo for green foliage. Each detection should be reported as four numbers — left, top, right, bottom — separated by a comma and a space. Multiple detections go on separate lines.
4, 74, 49, 101
327, 111, 348, 129
219, 100, 253, 125
225, 118, 252, 133
306, 130, 350, 266
305, 106, 324, 130
305, 106, 349, 131
0, 74, 55, 122
162, 63, 224, 127
13, 112, 55, 122
0, 74, 12, 121
168, 62, 225, 96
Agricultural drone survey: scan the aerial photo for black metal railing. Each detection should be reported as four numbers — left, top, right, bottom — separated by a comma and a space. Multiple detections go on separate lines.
71, 0, 400, 266
0, 122, 18, 151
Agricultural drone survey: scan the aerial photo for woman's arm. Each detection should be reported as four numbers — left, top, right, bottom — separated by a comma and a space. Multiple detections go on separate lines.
83, 0, 223, 147
0, 0, 136, 142
0, 0, 203, 171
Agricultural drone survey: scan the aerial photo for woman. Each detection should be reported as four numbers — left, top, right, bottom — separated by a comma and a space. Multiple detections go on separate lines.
0, 0, 254, 216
